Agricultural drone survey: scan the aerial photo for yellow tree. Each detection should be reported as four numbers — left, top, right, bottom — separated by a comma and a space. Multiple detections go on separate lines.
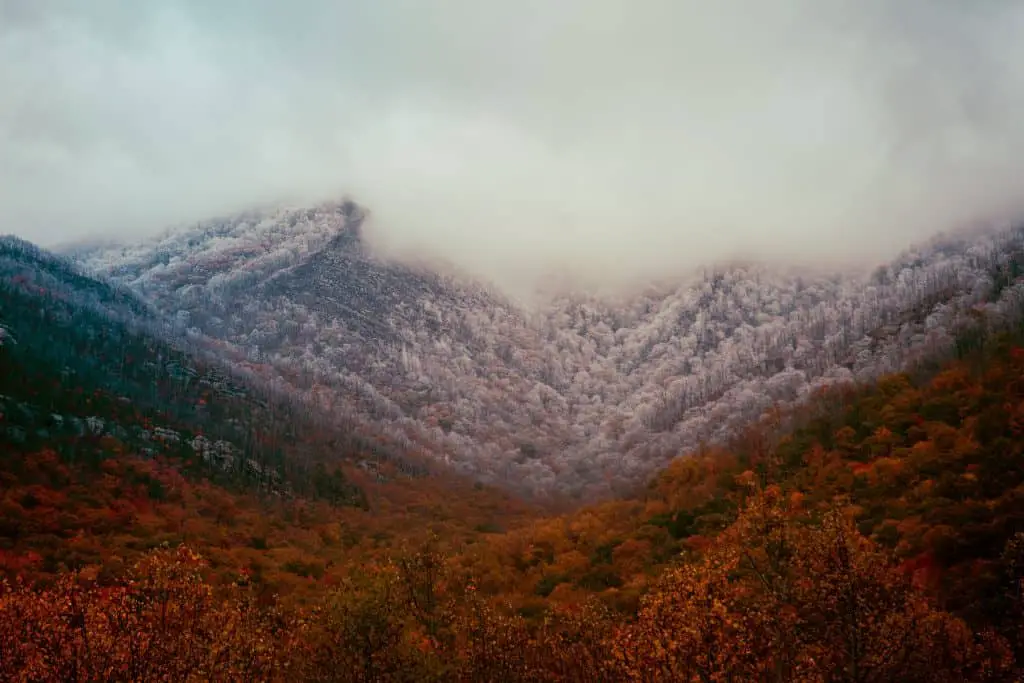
610, 490, 1015, 682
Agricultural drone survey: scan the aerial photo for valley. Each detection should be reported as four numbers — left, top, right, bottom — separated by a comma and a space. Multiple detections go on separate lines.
2, 209, 1024, 678
6, 2, 1024, 678
72, 201, 1024, 499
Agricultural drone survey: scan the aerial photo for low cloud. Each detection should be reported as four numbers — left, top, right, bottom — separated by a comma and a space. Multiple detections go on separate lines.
4, 1, 1024, 293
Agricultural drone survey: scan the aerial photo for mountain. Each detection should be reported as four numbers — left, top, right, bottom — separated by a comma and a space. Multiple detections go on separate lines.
0, 234, 362, 504
5, 218, 1024, 678
0, 232, 506, 509
0, 233, 535, 589
73, 203, 1024, 498
4, 317, 1024, 680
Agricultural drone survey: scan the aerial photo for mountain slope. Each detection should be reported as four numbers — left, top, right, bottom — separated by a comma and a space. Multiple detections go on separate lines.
74, 204, 1024, 497
0, 234, 356, 502
5, 329, 1024, 680
0, 235, 536, 591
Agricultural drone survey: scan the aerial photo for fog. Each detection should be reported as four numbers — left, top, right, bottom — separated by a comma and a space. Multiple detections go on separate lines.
4, 1, 1024, 293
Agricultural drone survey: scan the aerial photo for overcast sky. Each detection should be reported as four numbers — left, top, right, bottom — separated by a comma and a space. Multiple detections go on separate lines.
4, 1, 1024, 291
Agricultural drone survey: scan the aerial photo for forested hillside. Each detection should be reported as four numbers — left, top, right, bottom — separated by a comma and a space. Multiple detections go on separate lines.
75, 203, 1024, 497
3, 270, 1024, 678
1, 234, 363, 502
0, 237, 534, 596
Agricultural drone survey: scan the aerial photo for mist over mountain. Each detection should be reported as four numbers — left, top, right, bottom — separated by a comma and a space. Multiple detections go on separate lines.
8, 0, 1024, 496
7, 1, 1024, 294
69, 200, 1024, 498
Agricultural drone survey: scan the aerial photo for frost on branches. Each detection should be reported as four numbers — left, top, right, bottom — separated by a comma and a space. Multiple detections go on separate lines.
74, 204, 1024, 497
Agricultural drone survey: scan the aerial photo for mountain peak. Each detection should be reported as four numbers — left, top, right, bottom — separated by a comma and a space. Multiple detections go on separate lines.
69, 202, 1024, 498
326, 199, 367, 251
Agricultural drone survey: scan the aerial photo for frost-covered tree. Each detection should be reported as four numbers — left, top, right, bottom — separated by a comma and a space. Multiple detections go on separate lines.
74, 202, 1024, 498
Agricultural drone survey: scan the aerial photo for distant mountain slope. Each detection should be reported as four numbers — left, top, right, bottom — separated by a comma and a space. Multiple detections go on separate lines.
0, 235, 540, 592
0, 235, 375, 507
1, 235, 153, 321
74, 204, 1024, 497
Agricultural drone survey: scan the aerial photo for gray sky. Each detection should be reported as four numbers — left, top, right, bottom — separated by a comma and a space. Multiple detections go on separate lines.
4, 1, 1024, 292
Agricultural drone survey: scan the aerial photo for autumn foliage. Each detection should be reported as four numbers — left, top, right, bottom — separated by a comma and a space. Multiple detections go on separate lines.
5, 258, 1024, 678
2, 491, 1018, 681
0, 546, 295, 681
614, 490, 1014, 681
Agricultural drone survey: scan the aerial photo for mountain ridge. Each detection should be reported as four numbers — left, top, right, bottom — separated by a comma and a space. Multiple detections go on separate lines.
69, 201, 1024, 498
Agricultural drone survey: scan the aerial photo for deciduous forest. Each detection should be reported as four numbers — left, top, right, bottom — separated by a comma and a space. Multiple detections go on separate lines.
4, 259, 1024, 678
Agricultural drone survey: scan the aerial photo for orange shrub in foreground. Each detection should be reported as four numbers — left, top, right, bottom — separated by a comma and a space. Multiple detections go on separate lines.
1, 492, 1017, 682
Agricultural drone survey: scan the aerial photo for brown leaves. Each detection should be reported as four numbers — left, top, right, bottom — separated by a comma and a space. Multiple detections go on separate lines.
609, 494, 1017, 682
0, 545, 295, 682
1, 508, 1019, 682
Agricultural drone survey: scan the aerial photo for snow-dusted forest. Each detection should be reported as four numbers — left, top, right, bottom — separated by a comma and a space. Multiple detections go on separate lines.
73, 201, 1024, 498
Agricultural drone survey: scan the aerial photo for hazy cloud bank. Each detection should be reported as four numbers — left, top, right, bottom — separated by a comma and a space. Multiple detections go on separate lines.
4, 0, 1024, 292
